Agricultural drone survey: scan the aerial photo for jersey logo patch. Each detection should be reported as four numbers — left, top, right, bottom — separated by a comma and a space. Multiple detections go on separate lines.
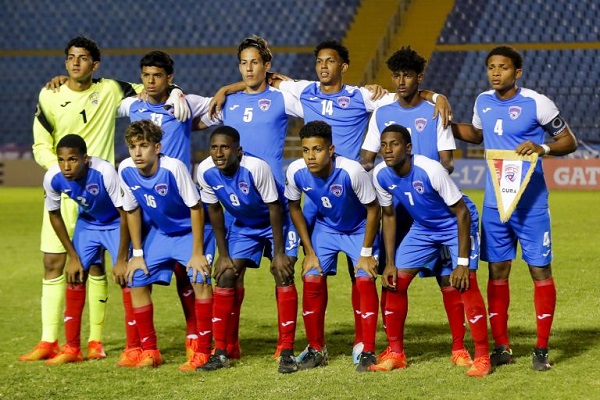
337, 96, 350, 109
86, 183, 100, 195
238, 182, 250, 194
413, 181, 424, 194
330, 184, 343, 197
89, 92, 100, 106
155, 183, 168, 196
508, 106, 521, 120
414, 118, 427, 132
384, 120, 396, 127
258, 99, 271, 111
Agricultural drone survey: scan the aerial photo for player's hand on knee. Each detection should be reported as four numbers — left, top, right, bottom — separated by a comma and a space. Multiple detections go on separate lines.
355, 256, 378, 280
450, 265, 470, 291
271, 253, 294, 285
301, 253, 322, 277
187, 254, 211, 283
65, 257, 84, 284
112, 259, 128, 286
213, 256, 235, 282
126, 256, 148, 285
381, 265, 397, 290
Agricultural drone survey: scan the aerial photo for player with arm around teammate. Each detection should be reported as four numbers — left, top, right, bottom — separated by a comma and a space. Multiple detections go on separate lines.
451, 46, 577, 371
118, 120, 213, 368
41, 134, 130, 365
196, 126, 299, 373
371, 124, 490, 377
285, 121, 381, 372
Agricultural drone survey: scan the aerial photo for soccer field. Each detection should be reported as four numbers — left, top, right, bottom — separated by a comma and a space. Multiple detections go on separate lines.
1, 188, 599, 399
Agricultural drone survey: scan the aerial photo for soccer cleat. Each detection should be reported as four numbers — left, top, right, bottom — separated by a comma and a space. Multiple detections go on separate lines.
297, 346, 328, 370
532, 347, 551, 371
376, 345, 391, 364
355, 351, 377, 372
278, 354, 299, 374
19, 341, 59, 362
451, 349, 474, 367
352, 342, 364, 365
185, 337, 199, 361
179, 352, 210, 371
86, 341, 107, 360
197, 354, 230, 371
45, 345, 83, 365
368, 350, 407, 372
465, 355, 491, 377
117, 347, 143, 367
227, 342, 241, 360
135, 349, 162, 368
490, 345, 514, 367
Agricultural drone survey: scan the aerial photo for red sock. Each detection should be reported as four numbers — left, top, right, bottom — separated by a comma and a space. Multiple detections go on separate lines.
227, 287, 245, 347
134, 304, 157, 350
302, 275, 327, 351
121, 287, 140, 349
195, 297, 213, 354
487, 278, 510, 347
534, 277, 556, 348
174, 262, 197, 337
383, 272, 414, 353
320, 278, 328, 348
351, 281, 363, 346
276, 285, 298, 350
213, 287, 234, 350
380, 287, 388, 333
356, 277, 378, 353
461, 273, 489, 358
65, 284, 86, 348
441, 286, 466, 351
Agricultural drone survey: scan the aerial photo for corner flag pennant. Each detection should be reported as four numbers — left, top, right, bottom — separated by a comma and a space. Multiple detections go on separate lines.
485, 150, 539, 222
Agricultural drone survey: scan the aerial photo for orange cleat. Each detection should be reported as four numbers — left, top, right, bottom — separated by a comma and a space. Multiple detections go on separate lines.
185, 337, 199, 361
45, 345, 83, 365
465, 355, 491, 377
369, 350, 407, 372
87, 341, 107, 360
117, 347, 143, 367
179, 352, 210, 371
136, 349, 162, 368
376, 346, 392, 364
19, 341, 59, 362
451, 348, 474, 367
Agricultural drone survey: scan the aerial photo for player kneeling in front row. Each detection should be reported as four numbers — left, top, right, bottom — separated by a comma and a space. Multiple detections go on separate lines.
371, 125, 490, 377
42, 134, 130, 365
118, 120, 213, 368
196, 126, 299, 373
285, 121, 381, 372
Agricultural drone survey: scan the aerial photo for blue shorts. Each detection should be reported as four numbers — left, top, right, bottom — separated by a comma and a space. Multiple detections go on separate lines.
228, 216, 299, 267
481, 206, 552, 267
130, 227, 211, 287
73, 220, 120, 270
306, 227, 380, 278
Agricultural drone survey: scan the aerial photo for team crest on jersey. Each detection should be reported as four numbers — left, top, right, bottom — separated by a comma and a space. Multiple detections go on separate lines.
89, 92, 100, 106
330, 184, 343, 197
508, 106, 521, 120
86, 183, 100, 195
155, 183, 168, 196
258, 99, 271, 111
337, 96, 350, 109
238, 182, 250, 194
413, 181, 424, 194
503, 164, 520, 182
384, 120, 397, 127
414, 118, 427, 132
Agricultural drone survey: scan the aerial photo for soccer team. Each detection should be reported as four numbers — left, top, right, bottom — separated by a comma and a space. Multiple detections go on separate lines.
20, 34, 577, 377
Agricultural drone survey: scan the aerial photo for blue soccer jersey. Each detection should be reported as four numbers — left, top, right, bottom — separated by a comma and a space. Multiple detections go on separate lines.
118, 95, 210, 169
196, 153, 282, 227
285, 155, 376, 234
118, 155, 200, 235
362, 100, 456, 161
43, 156, 121, 229
473, 87, 568, 209
280, 80, 394, 160
206, 86, 302, 184
373, 154, 463, 231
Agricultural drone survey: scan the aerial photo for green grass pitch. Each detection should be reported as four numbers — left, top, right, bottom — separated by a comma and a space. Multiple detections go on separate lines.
1, 188, 599, 399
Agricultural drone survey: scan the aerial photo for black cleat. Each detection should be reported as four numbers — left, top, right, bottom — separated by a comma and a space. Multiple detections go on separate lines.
490, 345, 514, 367
532, 347, 551, 371
297, 346, 328, 370
196, 353, 230, 371
278, 354, 299, 374
355, 351, 377, 372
